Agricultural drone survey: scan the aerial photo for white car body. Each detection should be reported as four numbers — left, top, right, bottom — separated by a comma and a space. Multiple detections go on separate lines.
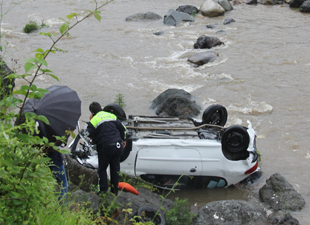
70, 105, 260, 189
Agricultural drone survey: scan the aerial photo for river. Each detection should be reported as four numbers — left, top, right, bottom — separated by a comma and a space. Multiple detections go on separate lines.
2, 0, 310, 223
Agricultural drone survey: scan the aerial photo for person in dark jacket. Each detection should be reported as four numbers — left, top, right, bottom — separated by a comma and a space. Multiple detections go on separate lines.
15, 114, 68, 201
0, 57, 15, 101
85, 102, 126, 195
37, 121, 68, 201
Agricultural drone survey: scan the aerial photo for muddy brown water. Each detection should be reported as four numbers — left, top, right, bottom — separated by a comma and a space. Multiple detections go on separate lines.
2, 0, 310, 223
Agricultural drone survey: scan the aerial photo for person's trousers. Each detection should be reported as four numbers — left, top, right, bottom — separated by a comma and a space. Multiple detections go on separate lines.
97, 142, 123, 195
49, 164, 68, 202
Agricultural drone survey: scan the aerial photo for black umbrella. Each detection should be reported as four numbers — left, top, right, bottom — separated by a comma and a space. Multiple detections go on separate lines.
23, 85, 81, 138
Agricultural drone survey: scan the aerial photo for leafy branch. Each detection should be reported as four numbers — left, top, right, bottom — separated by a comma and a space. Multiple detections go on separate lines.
14, 0, 114, 125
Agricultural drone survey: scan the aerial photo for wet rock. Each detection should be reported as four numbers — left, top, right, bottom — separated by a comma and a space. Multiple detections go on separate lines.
206, 24, 217, 29
64, 154, 98, 192
163, 9, 195, 26
191, 200, 267, 225
70, 188, 101, 214
267, 211, 300, 225
69, 186, 173, 224
188, 51, 219, 66
246, 0, 258, 4
300, 0, 310, 12
218, 0, 234, 11
259, 0, 278, 5
223, 17, 235, 25
200, 0, 225, 17
194, 35, 224, 49
176, 5, 199, 16
125, 12, 162, 22
115, 188, 173, 223
150, 89, 201, 118
259, 173, 306, 211
153, 31, 164, 36
0, 57, 15, 100
215, 30, 225, 34
289, 0, 306, 7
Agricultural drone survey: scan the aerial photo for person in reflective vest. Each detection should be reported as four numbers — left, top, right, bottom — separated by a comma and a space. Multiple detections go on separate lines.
85, 102, 126, 195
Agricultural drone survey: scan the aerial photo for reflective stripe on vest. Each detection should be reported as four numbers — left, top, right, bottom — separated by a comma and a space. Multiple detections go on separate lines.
90, 111, 117, 128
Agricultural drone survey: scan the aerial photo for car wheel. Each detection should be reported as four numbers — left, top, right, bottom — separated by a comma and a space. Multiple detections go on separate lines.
222, 125, 249, 154
202, 104, 227, 126
102, 103, 127, 121
120, 139, 132, 163
137, 206, 166, 225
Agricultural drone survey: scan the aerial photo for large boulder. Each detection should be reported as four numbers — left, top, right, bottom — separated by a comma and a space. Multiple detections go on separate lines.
64, 154, 98, 192
176, 5, 199, 15
69, 186, 173, 224
218, 0, 234, 11
0, 57, 15, 100
259, 173, 306, 211
115, 188, 173, 223
163, 9, 195, 26
191, 200, 267, 225
194, 35, 224, 49
125, 12, 162, 22
188, 51, 219, 66
289, 0, 306, 7
150, 89, 201, 118
200, 0, 225, 17
300, 0, 310, 12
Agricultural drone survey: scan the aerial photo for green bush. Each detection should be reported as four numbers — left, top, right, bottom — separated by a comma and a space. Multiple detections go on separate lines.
114, 93, 126, 108
165, 198, 195, 225
0, 1, 116, 224
23, 21, 39, 33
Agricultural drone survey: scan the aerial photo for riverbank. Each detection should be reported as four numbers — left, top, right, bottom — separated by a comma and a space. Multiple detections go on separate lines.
64, 155, 304, 224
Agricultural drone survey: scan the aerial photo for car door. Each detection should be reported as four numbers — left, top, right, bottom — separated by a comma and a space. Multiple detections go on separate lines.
135, 145, 203, 176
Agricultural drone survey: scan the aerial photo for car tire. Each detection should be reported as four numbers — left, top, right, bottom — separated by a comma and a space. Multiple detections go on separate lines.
103, 103, 127, 121
120, 139, 132, 163
137, 206, 166, 225
202, 104, 227, 126
221, 125, 250, 160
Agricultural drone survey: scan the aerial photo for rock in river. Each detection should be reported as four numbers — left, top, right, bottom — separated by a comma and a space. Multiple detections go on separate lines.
188, 51, 219, 66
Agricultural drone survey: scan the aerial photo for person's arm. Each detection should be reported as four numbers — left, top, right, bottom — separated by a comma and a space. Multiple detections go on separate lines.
116, 119, 127, 144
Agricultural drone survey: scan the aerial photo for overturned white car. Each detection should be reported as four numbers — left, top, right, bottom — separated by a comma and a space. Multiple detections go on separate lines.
69, 104, 259, 189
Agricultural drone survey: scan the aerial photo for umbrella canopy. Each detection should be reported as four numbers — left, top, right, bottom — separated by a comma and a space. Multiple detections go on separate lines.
23, 85, 81, 138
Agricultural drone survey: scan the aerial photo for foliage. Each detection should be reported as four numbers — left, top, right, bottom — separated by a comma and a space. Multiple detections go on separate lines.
24, 194, 94, 225
0, 0, 180, 224
0, 0, 116, 224
154, 174, 189, 224
114, 93, 126, 108
191, 10, 198, 17
256, 149, 262, 162
23, 21, 39, 33
165, 197, 195, 225
23, 21, 49, 34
